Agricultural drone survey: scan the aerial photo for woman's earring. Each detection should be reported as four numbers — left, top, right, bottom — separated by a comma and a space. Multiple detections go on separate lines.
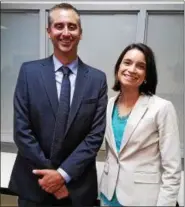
143, 80, 147, 84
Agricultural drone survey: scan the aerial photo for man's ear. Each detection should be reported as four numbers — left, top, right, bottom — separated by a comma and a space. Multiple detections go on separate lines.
80, 29, 83, 40
46, 27, 51, 38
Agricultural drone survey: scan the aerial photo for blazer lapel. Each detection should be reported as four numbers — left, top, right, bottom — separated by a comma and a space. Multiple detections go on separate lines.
65, 59, 88, 135
119, 95, 150, 152
106, 95, 119, 157
40, 56, 58, 118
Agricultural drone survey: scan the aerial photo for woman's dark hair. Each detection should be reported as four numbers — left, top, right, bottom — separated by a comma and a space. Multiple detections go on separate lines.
112, 43, 158, 95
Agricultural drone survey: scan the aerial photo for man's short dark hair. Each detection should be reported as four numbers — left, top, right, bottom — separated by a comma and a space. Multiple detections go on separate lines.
48, 3, 81, 29
112, 43, 158, 95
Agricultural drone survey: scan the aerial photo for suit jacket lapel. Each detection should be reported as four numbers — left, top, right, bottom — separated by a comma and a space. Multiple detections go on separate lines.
106, 95, 119, 157
119, 95, 150, 152
65, 59, 88, 135
40, 56, 58, 118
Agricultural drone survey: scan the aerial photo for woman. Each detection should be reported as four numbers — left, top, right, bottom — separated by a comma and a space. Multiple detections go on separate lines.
100, 43, 181, 206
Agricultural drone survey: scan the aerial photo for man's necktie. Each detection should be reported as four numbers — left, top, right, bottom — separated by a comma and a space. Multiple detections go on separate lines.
50, 66, 71, 167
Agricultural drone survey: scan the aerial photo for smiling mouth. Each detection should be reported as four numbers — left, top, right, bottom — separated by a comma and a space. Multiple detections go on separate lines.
60, 40, 71, 45
123, 74, 137, 80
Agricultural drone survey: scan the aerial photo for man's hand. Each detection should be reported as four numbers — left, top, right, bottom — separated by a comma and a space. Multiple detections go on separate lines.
54, 185, 69, 200
33, 169, 65, 193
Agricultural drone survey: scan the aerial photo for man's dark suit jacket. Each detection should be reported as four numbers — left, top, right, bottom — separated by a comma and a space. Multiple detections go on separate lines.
8, 56, 108, 206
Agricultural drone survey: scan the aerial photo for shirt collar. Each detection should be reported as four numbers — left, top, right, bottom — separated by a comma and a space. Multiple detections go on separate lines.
52, 55, 78, 75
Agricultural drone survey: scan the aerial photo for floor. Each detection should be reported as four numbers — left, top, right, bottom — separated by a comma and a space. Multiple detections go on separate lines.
0, 194, 18, 206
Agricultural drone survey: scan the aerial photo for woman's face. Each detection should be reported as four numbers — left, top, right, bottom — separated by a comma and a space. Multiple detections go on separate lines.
117, 48, 146, 90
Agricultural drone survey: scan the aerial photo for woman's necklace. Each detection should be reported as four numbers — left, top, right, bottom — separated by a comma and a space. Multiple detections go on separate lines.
116, 93, 136, 118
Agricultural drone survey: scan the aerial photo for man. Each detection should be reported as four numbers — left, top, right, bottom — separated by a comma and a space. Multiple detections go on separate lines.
9, 3, 107, 207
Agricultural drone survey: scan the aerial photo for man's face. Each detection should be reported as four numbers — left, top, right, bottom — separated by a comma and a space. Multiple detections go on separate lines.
47, 9, 82, 56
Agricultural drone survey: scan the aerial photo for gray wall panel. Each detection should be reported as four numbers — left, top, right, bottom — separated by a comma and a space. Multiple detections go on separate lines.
146, 12, 184, 156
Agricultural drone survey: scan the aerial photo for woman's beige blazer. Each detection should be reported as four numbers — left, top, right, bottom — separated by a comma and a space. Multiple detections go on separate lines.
100, 94, 181, 206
